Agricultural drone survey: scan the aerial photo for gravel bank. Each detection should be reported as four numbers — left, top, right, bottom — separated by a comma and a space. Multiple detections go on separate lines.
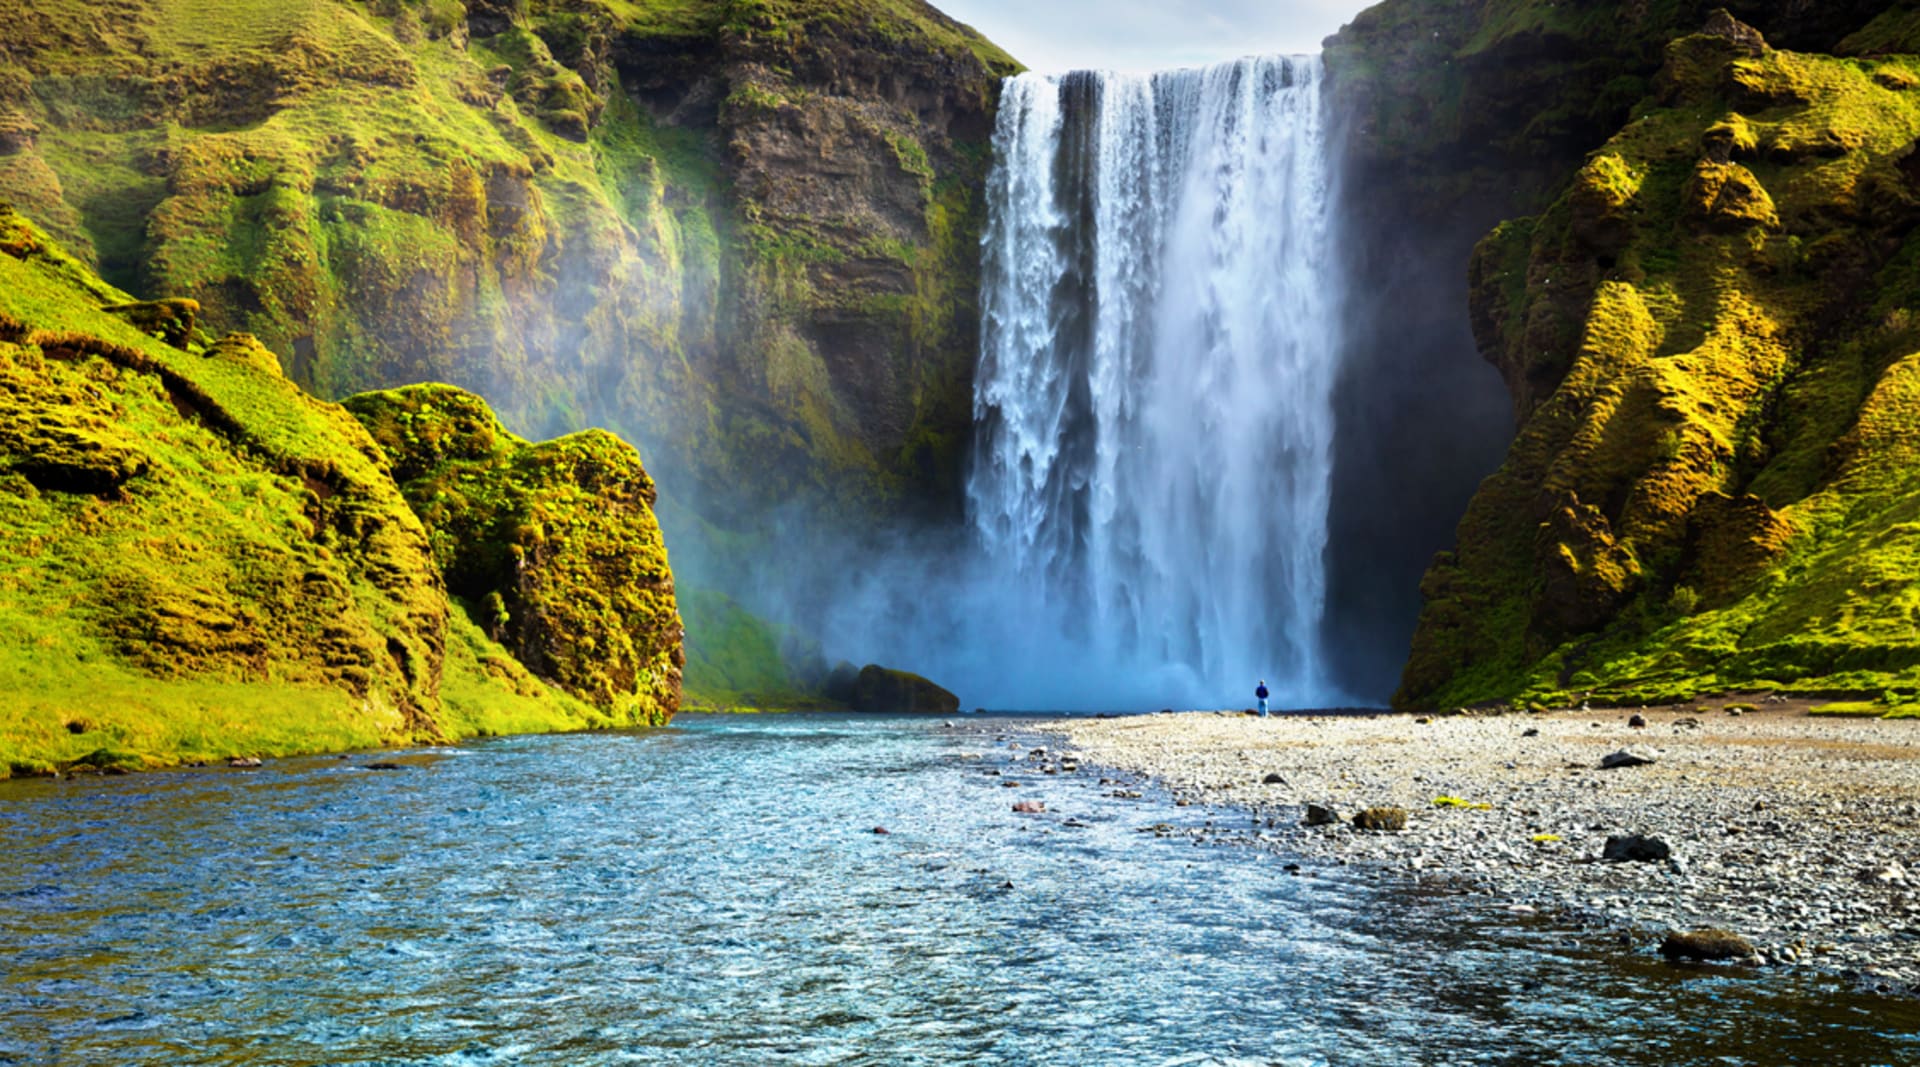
1033, 703, 1920, 993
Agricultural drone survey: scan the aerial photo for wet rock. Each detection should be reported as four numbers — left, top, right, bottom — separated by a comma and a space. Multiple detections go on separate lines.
1522, 728, 1541, 738
1303, 804, 1340, 827
1354, 807, 1408, 832
1603, 834, 1672, 863
1012, 801, 1045, 813
364, 762, 405, 771
872, 827, 890, 835
1600, 749, 1656, 769
1262, 772, 1285, 785
1661, 928, 1758, 962
851, 664, 960, 714
1628, 714, 1647, 728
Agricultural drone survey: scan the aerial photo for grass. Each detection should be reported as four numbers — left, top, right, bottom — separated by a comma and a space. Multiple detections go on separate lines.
1399, 32, 1920, 709
0, 205, 655, 778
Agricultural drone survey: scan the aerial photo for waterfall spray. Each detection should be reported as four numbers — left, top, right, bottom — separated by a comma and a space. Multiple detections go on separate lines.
969, 56, 1342, 709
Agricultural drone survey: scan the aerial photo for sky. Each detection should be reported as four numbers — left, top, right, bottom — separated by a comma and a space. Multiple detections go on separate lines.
931, 0, 1377, 73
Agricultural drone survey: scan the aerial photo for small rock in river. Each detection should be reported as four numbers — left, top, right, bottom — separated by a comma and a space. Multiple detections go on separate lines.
1660, 928, 1757, 962
1522, 728, 1541, 737
228, 757, 262, 768
1354, 807, 1409, 832
1602, 834, 1672, 863
1303, 804, 1340, 827
364, 762, 404, 771
1003, 780, 1021, 787
1263, 772, 1285, 785
1600, 749, 1657, 769
1013, 801, 1045, 814
1628, 714, 1647, 728
872, 827, 891, 835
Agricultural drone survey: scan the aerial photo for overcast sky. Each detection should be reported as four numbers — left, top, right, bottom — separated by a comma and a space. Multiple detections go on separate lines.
933, 0, 1377, 73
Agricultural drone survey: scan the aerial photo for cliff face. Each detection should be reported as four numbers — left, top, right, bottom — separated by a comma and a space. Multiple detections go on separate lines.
1328, 3, 1920, 710
1319, 0, 1907, 700
0, 204, 679, 777
0, 0, 1015, 528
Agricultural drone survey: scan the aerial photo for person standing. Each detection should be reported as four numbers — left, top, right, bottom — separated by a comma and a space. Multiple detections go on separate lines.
1255, 680, 1270, 717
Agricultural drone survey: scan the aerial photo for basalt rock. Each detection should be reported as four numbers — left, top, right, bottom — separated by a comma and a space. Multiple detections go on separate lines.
851, 664, 960, 714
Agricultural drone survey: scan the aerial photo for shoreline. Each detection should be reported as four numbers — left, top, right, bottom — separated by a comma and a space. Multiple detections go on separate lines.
1035, 703, 1920, 995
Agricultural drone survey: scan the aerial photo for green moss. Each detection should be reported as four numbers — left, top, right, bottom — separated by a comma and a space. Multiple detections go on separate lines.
345, 382, 684, 725
0, 204, 606, 777
1400, 38, 1920, 709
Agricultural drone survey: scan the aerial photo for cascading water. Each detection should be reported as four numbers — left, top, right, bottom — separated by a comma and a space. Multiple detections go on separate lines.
968, 55, 1342, 709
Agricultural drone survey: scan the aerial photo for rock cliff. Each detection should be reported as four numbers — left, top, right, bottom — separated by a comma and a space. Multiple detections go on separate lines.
0, 204, 679, 777
1327, 4, 1920, 711
0, 0, 1014, 530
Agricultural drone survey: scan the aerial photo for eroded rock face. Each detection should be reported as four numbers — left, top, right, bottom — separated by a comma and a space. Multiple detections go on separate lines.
0, 0, 1016, 533
1328, 3, 1920, 710
0, 205, 607, 776
346, 383, 684, 726
1319, 1, 1915, 702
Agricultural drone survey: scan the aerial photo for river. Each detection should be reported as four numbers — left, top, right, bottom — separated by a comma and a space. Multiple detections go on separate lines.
3, 714, 1916, 1065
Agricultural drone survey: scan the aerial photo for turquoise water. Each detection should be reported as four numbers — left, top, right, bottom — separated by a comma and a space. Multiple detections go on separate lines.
2, 713, 1917, 1065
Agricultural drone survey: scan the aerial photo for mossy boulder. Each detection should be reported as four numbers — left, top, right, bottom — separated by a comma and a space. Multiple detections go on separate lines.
1399, 20, 1920, 709
0, 204, 608, 778
850, 664, 959, 714
345, 383, 683, 725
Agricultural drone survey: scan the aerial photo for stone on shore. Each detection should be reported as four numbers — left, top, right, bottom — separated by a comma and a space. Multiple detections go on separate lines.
1354, 807, 1408, 832
1304, 804, 1340, 826
1660, 928, 1757, 962
1603, 834, 1671, 863
1601, 749, 1657, 769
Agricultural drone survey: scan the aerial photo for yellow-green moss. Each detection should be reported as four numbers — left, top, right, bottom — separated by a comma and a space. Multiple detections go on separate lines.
345, 383, 684, 725
0, 204, 604, 777
1401, 35, 1920, 709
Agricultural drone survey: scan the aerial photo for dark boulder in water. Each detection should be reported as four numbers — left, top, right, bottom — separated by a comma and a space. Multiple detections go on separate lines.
851, 665, 960, 714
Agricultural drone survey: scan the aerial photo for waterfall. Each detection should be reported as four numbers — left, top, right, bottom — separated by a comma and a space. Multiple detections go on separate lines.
968, 56, 1341, 709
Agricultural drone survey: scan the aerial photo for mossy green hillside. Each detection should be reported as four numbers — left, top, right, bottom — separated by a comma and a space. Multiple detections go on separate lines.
345, 382, 684, 725
1399, 22, 1920, 710
0, 204, 611, 778
0, 0, 1015, 533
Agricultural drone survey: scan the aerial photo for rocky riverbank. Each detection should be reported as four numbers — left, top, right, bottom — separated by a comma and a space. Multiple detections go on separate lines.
1033, 704, 1920, 994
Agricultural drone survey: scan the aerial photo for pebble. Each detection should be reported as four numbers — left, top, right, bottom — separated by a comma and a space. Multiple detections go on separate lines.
1029, 706, 1920, 992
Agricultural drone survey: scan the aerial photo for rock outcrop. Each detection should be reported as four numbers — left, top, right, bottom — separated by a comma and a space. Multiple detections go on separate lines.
0, 0, 1015, 532
1330, 5, 1920, 709
345, 383, 684, 725
0, 204, 675, 777
850, 664, 958, 714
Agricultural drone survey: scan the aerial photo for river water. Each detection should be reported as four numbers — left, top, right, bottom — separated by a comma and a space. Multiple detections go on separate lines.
3, 714, 1916, 1066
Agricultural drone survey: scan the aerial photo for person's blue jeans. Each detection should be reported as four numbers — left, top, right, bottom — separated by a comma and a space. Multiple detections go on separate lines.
1258, 698, 1269, 716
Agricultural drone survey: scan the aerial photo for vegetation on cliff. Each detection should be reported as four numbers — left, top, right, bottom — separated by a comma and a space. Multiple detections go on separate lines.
345, 382, 684, 724
0, 0, 1014, 526
0, 204, 678, 778
1396, 13, 1920, 716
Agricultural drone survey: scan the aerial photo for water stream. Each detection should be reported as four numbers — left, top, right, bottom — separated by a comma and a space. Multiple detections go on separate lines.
3, 716, 1916, 1066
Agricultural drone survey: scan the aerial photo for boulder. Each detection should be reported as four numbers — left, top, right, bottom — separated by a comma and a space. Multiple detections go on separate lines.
1353, 807, 1408, 832
1602, 834, 1671, 863
851, 664, 960, 714
1262, 772, 1285, 785
1601, 749, 1657, 769
1660, 928, 1757, 962
1303, 804, 1340, 827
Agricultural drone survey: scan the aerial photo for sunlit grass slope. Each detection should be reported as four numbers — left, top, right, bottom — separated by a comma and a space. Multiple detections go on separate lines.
0, 204, 634, 777
1399, 19, 1920, 718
